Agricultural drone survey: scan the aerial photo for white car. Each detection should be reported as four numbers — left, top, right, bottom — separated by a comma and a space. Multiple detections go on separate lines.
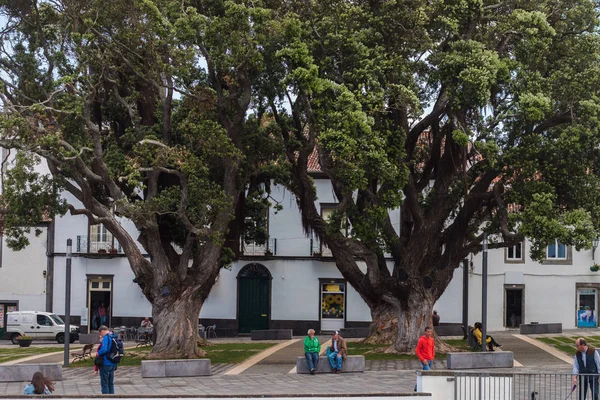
6, 311, 80, 344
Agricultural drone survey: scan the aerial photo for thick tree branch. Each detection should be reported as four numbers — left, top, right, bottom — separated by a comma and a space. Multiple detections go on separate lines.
533, 111, 573, 133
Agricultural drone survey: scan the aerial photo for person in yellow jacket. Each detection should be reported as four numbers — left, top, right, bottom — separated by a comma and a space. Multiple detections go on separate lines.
472, 322, 502, 351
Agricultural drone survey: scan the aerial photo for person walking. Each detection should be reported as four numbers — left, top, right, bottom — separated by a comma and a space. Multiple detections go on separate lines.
326, 331, 347, 373
415, 326, 435, 370
573, 337, 600, 400
97, 325, 117, 394
98, 303, 107, 326
304, 329, 320, 375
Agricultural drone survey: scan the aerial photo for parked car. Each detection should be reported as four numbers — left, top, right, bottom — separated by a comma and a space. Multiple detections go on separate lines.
5, 311, 80, 344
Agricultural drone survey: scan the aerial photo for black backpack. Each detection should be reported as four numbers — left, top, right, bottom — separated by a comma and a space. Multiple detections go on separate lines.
108, 333, 125, 363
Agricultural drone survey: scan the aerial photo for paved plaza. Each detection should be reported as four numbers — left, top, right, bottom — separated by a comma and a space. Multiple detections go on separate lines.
0, 330, 589, 398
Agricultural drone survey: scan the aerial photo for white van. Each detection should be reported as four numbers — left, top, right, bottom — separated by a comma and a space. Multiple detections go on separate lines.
6, 311, 80, 344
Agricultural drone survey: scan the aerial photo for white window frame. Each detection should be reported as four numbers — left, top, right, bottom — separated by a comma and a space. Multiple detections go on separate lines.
546, 240, 567, 260
507, 242, 523, 261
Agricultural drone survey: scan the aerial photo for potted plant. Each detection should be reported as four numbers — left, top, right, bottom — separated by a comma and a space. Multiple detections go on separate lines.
17, 336, 34, 347
98, 249, 107, 254
312, 251, 322, 257
591, 264, 600, 272
109, 248, 118, 254
264, 249, 273, 256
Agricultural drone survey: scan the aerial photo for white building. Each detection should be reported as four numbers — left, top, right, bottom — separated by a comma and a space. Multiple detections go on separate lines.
46, 176, 600, 336
437, 239, 600, 331
1, 161, 599, 336
0, 227, 50, 339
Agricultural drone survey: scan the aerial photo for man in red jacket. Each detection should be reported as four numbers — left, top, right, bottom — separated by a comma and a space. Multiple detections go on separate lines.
415, 326, 435, 370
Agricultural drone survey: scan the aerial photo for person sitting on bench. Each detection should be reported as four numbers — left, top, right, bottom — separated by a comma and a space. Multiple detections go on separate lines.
304, 329, 320, 375
472, 322, 502, 351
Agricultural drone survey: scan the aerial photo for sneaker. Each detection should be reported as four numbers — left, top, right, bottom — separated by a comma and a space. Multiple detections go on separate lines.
310, 368, 315, 375
332, 368, 337, 374
497, 344, 502, 348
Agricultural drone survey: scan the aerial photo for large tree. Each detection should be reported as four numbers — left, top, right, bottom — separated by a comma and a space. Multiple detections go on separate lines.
0, 0, 281, 358
262, 0, 600, 352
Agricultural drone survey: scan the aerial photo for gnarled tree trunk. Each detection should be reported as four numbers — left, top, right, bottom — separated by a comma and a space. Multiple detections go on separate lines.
364, 293, 453, 353
147, 288, 206, 359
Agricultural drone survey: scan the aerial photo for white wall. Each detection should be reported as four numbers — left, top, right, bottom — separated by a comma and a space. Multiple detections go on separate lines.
52, 256, 151, 317
466, 240, 600, 330
0, 228, 48, 311
200, 259, 374, 322
48, 176, 600, 334
434, 266, 464, 323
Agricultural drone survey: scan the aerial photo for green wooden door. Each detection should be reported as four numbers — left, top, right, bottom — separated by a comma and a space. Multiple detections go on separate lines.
238, 277, 270, 333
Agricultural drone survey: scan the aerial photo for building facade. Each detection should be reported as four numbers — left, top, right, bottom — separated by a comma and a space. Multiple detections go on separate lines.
1, 174, 599, 336
0, 227, 50, 339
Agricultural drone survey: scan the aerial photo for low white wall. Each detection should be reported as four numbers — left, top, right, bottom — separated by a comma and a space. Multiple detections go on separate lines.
417, 372, 512, 400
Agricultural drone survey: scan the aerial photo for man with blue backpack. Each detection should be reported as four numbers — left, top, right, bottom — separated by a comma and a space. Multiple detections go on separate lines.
96, 325, 124, 394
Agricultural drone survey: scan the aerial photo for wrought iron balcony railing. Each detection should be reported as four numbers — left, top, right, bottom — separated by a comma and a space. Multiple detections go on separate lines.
241, 238, 277, 256
76, 236, 123, 254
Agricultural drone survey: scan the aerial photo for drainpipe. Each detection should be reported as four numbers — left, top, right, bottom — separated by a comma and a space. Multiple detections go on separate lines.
46, 220, 55, 312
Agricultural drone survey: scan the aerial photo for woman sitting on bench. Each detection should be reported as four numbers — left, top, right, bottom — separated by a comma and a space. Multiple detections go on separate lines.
472, 322, 502, 351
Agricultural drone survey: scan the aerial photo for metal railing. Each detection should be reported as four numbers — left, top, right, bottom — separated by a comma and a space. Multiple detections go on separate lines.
310, 237, 332, 257
241, 238, 277, 256
454, 372, 592, 400
76, 235, 123, 254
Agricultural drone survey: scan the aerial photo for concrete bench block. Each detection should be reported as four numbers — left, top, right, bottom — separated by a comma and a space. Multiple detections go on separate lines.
78, 334, 99, 344
446, 351, 514, 370
519, 323, 562, 334
0, 363, 62, 382
141, 359, 211, 378
340, 328, 370, 338
434, 324, 464, 336
251, 329, 293, 340
296, 355, 365, 373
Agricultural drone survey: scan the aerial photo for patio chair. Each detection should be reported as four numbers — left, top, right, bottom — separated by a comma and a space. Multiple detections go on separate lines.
206, 324, 217, 338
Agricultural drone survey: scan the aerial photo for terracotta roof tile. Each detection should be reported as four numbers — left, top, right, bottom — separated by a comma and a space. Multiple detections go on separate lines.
307, 147, 321, 172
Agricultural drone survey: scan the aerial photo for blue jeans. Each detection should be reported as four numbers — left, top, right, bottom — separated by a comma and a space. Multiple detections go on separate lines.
327, 348, 343, 370
100, 365, 115, 394
421, 360, 433, 370
305, 352, 319, 371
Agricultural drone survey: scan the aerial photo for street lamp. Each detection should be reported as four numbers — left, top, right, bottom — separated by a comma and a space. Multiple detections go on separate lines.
481, 233, 488, 352
64, 238, 72, 367
593, 238, 599, 260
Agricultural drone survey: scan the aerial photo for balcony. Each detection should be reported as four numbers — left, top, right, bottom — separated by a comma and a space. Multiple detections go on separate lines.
241, 238, 277, 256
76, 235, 123, 258
310, 238, 332, 257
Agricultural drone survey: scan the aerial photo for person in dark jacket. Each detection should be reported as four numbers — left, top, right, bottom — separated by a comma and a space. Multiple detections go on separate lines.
573, 337, 600, 400
97, 325, 117, 394
432, 311, 440, 326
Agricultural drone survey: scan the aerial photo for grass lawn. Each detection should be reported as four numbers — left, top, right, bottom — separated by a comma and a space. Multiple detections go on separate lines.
536, 335, 600, 357
347, 338, 472, 361
0, 347, 67, 363
68, 342, 275, 368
